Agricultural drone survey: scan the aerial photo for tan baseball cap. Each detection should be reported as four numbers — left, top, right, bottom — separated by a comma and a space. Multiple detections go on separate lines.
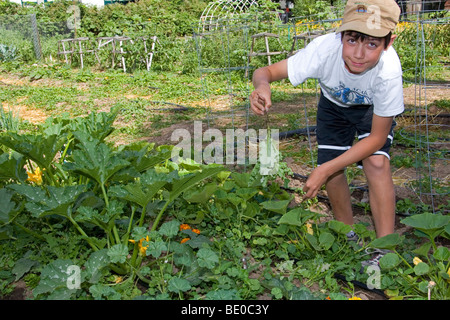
336, 0, 401, 37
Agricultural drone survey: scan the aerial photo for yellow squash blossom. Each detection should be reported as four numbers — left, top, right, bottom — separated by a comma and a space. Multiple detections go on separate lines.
306, 223, 314, 235
129, 235, 150, 256
26, 167, 43, 185
413, 257, 423, 266
180, 238, 190, 244
349, 296, 362, 300
113, 275, 123, 284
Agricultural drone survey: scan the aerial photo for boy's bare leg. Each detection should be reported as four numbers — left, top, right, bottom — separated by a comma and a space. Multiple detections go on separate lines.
362, 155, 395, 238
325, 170, 354, 226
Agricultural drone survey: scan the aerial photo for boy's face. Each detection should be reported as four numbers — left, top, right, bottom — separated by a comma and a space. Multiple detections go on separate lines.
341, 32, 393, 74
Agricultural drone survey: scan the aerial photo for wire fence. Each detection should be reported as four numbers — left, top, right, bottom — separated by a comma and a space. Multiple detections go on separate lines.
193, 5, 449, 212
0, 13, 74, 62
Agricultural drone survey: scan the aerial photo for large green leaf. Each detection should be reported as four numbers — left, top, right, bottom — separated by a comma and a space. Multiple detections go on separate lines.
167, 165, 225, 202
0, 132, 66, 169
197, 247, 219, 269
369, 233, 403, 250
12, 256, 37, 281
70, 106, 119, 142
109, 180, 167, 209
261, 199, 290, 214
0, 188, 21, 224
146, 240, 168, 258
168, 277, 191, 293
305, 232, 335, 251
83, 249, 110, 284
33, 259, 79, 299
107, 244, 128, 263
159, 220, 181, 238
10, 184, 85, 218
183, 183, 218, 203
328, 220, 352, 235
0, 152, 27, 182
401, 212, 450, 240
278, 207, 316, 227
379, 252, 400, 270
64, 138, 129, 186
112, 143, 173, 181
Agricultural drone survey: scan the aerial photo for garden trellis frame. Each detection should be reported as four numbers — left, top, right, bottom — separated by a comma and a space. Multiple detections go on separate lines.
193, 17, 253, 131
199, 0, 260, 32
397, 13, 449, 213
193, 5, 449, 214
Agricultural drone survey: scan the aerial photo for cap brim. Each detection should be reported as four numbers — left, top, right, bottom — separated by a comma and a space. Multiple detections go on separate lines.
336, 21, 391, 37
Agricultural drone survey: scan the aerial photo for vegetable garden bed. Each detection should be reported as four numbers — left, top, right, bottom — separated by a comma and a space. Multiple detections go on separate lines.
0, 64, 448, 301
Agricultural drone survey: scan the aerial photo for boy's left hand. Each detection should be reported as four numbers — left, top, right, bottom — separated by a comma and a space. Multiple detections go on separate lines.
302, 165, 329, 200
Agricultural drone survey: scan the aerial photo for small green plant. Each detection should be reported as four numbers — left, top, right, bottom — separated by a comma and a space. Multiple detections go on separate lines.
0, 104, 21, 132
0, 43, 19, 62
366, 213, 450, 300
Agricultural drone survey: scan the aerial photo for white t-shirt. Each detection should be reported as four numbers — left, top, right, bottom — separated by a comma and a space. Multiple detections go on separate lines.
287, 32, 404, 117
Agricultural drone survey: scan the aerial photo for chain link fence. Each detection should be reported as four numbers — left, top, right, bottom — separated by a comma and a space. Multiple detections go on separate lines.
0, 12, 74, 62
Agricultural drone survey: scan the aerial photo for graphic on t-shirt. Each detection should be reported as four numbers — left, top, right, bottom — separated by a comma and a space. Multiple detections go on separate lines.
330, 82, 372, 105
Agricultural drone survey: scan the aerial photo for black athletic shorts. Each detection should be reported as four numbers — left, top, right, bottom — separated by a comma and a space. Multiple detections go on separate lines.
316, 93, 396, 167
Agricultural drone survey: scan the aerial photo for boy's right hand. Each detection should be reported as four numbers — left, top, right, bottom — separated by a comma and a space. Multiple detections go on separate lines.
250, 88, 271, 116
250, 60, 288, 116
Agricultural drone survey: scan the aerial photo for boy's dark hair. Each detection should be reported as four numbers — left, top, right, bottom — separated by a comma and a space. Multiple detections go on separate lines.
341, 31, 392, 49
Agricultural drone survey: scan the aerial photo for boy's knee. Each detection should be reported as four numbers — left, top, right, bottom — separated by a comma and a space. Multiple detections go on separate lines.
363, 155, 390, 175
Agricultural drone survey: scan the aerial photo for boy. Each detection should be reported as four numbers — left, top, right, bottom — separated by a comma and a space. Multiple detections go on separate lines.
250, 0, 403, 266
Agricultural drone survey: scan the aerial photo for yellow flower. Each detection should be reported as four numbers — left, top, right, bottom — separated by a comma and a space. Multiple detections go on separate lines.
129, 235, 150, 256
306, 223, 314, 235
192, 228, 201, 234
26, 167, 43, 185
180, 237, 190, 244
413, 257, 423, 266
349, 296, 362, 300
113, 275, 123, 284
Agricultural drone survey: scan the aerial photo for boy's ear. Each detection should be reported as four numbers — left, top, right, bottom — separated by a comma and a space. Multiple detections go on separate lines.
385, 34, 397, 50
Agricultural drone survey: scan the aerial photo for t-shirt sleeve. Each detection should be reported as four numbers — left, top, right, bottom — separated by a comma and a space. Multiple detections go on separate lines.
287, 38, 323, 86
372, 75, 404, 117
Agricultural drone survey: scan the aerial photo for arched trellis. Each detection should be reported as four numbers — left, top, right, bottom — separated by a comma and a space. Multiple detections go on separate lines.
200, 0, 260, 31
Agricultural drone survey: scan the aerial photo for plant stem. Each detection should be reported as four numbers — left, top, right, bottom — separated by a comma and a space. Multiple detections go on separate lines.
124, 206, 136, 244
100, 183, 109, 208
151, 199, 170, 231
60, 137, 73, 164
394, 249, 413, 269
138, 204, 146, 227
67, 215, 99, 251
113, 225, 121, 245
130, 243, 140, 267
